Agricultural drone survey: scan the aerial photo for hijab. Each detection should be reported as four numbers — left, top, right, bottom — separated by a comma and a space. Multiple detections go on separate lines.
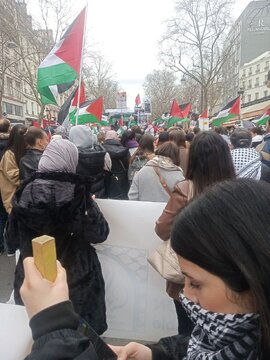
69, 125, 96, 149
38, 139, 78, 173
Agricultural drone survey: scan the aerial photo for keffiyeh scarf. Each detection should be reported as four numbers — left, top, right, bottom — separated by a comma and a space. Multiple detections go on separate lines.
180, 293, 260, 359
231, 148, 261, 179
147, 155, 182, 172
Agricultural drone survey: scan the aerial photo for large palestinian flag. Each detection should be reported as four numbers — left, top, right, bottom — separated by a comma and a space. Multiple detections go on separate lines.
254, 108, 270, 126
168, 100, 191, 127
211, 97, 240, 127
70, 97, 103, 125
37, 8, 86, 105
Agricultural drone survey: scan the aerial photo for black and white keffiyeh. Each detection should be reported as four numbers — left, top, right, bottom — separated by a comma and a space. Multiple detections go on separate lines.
231, 148, 261, 180
180, 293, 260, 359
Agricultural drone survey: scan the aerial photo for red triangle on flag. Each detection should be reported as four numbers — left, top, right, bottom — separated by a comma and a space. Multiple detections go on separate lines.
229, 96, 240, 116
55, 8, 86, 74
266, 107, 270, 116
86, 97, 103, 121
72, 81, 86, 106
199, 108, 209, 119
170, 99, 182, 117
180, 103, 191, 118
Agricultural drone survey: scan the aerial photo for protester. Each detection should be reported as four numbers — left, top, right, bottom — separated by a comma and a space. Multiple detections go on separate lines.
7, 139, 109, 335
69, 125, 111, 198
53, 125, 69, 139
169, 129, 189, 176
129, 141, 184, 202
128, 134, 155, 185
156, 131, 169, 148
251, 126, 264, 148
230, 128, 262, 179
121, 129, 139, 156
103, 130, 130, 199
156, 131, 235, 334
185, 132, 194, 145
22, 179, 270, 359
19, 127, 48, 181
256, 119, 270, 167
0, 124, 27, 215
0, 118, 10, 255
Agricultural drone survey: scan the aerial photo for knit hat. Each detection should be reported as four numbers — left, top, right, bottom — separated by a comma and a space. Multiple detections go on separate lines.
105, 130, 119, 141
38, 139, 78, 173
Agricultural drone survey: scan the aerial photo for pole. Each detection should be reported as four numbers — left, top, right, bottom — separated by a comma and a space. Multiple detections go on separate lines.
75, 4, 88, 126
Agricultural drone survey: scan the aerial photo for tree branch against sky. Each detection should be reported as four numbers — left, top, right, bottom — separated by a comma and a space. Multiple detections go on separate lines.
143, 69, 181, 120
160, 0, 235, 113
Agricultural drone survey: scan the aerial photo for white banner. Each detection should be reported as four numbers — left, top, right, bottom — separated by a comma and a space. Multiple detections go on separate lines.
0, 200, 177, 359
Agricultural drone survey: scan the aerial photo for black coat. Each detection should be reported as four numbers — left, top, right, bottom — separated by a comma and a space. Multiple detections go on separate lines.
103, 139, 130, 199
76, 145, 106, 198
0, 134, 9, 160
7, 172, 109, 335
19, 148, 43, 181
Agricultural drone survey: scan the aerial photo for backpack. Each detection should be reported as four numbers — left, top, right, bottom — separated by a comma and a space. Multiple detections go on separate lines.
128, 157, 147, 182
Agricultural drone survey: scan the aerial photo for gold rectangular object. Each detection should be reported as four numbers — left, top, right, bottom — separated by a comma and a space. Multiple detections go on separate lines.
32, 235, 57, 282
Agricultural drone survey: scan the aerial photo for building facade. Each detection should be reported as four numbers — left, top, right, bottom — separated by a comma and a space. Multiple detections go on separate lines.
222, 0, 270, 106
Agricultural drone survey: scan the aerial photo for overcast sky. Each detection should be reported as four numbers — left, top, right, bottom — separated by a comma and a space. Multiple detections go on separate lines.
28, 0, 252, 108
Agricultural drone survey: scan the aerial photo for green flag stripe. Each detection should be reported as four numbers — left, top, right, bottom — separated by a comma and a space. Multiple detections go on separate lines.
211, 113, 236, 127
37, 62, 77, 90
70, 113, 99, 125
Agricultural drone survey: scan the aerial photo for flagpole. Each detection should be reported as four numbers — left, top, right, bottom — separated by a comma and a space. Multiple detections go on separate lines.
75, 4, 88, 126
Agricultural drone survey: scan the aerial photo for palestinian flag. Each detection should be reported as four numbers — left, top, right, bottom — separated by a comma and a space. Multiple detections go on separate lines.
254, 108, 270, 126
70, 97, 103, 125
211, 97, 240, 127
58, 82, 86, 124
168, 100, 191, 127
37, 8, 86, 105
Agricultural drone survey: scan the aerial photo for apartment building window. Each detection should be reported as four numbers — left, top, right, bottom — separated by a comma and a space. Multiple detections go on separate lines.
6, 77, 13, 95
242, 69, 246, 77
248, 94, 252, 102
255, 77, 260, 87
265, 61, 269, 71
15, 81, 21, 99
249, 67, 252, 75
31, 102, 34, 115
256, 64, 260, 73
14, 105, 23, 117
248, 79, 252, 88
242, 81, 246, 90
265, 74, 268, 83
264, 90, 268, 97
255, 92, 259, 100
26, 101, 29, 114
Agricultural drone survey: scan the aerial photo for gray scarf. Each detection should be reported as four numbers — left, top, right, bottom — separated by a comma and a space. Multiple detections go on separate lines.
38, 139, 78, 173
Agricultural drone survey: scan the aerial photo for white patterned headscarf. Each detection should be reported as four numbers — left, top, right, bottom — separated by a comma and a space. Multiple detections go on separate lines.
231, 148, 261, 180
38, 139, 78, 173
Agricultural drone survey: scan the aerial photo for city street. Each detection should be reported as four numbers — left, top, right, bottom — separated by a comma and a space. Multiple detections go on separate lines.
0, 255, 15, 303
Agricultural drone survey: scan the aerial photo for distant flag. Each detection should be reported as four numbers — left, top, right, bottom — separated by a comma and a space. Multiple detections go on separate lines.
135, 94, 141, 106
57, 82, 86, 124
37, 8, 86, 105
70, 97, 103, 125
199, 108, 209, 119
254, 108, 270, 126
211, 97, 240, 127
119, 116, 124, 127
168, 100, 191, 127
198, 108, 209, 131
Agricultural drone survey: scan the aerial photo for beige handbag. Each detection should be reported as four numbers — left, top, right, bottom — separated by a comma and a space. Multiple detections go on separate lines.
148, 176, 193, 284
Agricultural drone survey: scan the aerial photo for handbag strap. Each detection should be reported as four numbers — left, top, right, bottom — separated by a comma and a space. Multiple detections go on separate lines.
153, 166, 172, 196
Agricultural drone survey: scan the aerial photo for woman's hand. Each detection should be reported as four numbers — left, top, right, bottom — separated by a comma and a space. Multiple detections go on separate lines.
110, 342, 152, 360
20, 257, 69, 319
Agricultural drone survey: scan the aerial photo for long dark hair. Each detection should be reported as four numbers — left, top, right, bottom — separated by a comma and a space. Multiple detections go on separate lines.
155, 141, 180, 166
171, 179, 270, 355
130, 134, 154, 164
6, 124, 27, 165
186, 131, 235, 196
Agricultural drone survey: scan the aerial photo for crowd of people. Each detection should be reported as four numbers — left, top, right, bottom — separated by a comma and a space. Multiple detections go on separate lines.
1, 117, 270, 358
